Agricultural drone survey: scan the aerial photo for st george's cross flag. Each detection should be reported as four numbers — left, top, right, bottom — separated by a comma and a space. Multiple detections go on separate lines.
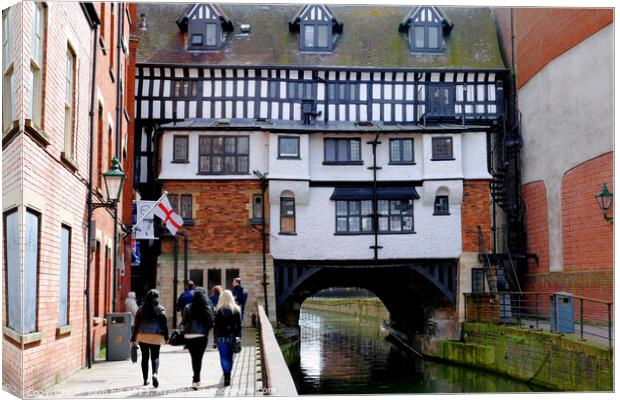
153, 194, 184, 236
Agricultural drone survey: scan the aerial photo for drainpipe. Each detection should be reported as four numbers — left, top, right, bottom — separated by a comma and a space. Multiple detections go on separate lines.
368, 130, 382, 261
260, 176, 269, 316
85, 18, 100, 370
112, 3, 125, 312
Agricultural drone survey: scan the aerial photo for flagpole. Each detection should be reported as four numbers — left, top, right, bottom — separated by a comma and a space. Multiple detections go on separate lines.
129, 191, 169, 234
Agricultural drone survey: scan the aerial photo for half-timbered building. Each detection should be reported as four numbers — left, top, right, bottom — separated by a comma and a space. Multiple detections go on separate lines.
133, 3, 506, 331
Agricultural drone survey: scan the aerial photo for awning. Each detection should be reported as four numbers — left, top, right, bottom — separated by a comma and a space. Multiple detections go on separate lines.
330, 187, 420, 201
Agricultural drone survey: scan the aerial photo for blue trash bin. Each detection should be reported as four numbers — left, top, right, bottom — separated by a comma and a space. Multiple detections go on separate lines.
550, 292, 575, 333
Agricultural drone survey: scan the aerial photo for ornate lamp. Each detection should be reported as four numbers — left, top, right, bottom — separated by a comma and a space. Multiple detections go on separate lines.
595, 183, 613, 223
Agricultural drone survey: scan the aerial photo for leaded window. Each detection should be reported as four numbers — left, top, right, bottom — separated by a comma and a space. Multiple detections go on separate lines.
252, 194, 263, 224
199, 136, 249, 174
377, 199, 414, 232
181, 194, 192, 221
324, 138, 361, 164
173, 135, 189, 162
389, 138, 414, 164
335, 200, 373, 233
431, 137, 453, 160
434, 195, 450, 215
174, 80, 197, 99
280, 197, 296, 234
278, 136, 300, 159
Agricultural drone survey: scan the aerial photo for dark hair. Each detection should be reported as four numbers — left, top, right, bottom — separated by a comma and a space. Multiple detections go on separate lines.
142, 289, 160, 320
190, 287, 210, 322
187, 281, 195, 290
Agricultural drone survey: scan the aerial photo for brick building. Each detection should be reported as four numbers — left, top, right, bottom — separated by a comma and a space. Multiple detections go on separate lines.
1, 1, 133, 395
494, 9, 613, 302
133, 3, 505, 331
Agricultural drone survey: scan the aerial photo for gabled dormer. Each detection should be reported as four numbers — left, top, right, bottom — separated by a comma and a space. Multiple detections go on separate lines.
176, 3, 233, 50
289, 5, 343, 52
399, 6, 453, 53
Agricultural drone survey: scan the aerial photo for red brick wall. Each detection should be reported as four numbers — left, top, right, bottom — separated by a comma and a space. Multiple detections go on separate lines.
561, 152, 613, 272
461, 180, 491, 253
161, 181, 268, 254
512, 8, 613, 88
522, 180, 549, 274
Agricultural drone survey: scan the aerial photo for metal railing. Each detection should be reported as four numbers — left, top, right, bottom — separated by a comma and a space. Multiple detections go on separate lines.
464, 292, 613, 350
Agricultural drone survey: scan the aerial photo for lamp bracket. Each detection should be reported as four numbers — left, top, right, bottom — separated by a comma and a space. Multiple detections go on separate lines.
91, 202, 117, 211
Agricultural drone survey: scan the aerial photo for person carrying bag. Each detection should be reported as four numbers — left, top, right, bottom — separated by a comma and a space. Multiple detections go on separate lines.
181, 287, 215, 390
214, 290, 242, 387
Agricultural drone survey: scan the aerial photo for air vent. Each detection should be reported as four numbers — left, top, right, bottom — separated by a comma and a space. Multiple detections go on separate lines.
215, 118, 231, 126
355, 121, 373, 127
240, 24, 251, 35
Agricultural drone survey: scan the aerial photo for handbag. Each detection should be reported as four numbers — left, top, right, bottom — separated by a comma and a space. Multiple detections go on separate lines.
232, 337, 241, 353
168, 329, 185, 346
131, 344, 138, 363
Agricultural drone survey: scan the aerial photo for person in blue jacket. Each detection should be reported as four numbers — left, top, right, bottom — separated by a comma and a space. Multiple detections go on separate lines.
175, 280, 195, 313
231, 278, 248, 320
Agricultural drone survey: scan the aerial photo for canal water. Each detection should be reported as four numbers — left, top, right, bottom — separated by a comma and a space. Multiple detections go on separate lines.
289, 308, 545, 394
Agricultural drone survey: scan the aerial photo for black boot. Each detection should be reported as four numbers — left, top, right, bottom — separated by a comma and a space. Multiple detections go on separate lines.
224, 373, 231, 387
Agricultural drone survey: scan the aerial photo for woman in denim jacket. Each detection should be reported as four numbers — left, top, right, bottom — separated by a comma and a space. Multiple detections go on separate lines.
214, 290, 242, 387
131, 289, 169, 388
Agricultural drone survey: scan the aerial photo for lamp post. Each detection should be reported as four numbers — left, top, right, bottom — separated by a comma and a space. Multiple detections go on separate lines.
91, 157, 126, 315
595, 183, 613, 224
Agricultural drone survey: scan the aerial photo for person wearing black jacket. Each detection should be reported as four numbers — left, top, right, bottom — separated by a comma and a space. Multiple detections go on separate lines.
181, 287, 215, 390
214, 289, 242, 387
130, 289, 169, 388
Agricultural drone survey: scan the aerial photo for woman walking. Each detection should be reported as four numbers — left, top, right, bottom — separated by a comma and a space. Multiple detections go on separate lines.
181, 287, 214, 390
209, 285, 222, 349
130, 289, 168, 388
214, 290, 242, 387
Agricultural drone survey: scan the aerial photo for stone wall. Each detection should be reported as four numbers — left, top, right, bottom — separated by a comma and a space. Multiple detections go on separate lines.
301, 298, 390, 321
428, 322, 613, 391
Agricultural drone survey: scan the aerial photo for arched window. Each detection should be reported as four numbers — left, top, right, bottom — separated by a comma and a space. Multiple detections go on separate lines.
280, 190, 296, 234
434, 187, 450, 215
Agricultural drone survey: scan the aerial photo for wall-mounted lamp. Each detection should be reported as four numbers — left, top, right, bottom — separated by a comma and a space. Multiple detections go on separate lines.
595, 183, 613, 224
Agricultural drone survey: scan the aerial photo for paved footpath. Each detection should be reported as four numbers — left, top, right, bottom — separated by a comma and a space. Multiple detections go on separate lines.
38, 329, 263, 398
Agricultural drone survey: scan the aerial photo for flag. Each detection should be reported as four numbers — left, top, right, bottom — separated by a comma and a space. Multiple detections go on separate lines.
153, 194, 184, 236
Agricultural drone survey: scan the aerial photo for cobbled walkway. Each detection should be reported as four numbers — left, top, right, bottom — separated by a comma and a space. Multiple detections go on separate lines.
37, 329, 263, 398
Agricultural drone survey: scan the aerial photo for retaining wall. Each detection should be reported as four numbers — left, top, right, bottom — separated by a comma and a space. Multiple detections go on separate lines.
301, 298, 390, 320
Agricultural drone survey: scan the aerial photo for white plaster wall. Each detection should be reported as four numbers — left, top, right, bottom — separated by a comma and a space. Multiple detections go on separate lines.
519, 24, 613, 271
269, 184, 462, 260
158, 130, 269, 180
268, 133, 310, 180
462, 132, 493, 179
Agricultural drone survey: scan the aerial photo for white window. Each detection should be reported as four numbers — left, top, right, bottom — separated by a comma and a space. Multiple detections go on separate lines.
30, 3, 46, 129
59, 225, 71, 326
2, 9, 13, 133
64, 46, 76, 159
205, 23, 218, 47
4, 209, 20, 332
301, 23, 331, 51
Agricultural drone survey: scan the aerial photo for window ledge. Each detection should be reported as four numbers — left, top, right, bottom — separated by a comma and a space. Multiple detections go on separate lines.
24, 119, 50, 146
278, 232, 297, 236
322, 161, 364, 166
430, 158, 455, 161
182, 219, 194, 226
433, 213, 451, 216
389, 162, 416, 166
56, 325, 73, 336
3, 326, 44, 344
196, 172, 250, 176
61, 152, 79, 171
334, 231, 417, 236
171, 160, 190, 164
2, 120, 20, 148
251, 218, 265, 225
277, 156, 301, 160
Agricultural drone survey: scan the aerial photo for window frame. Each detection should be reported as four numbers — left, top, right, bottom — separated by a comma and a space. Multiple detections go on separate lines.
409, 18, 443, 53
278, 136, 300, 159
188, 20, 221, 50
279, 197, 296, 235
3, 9, 14, 134
252, 193, 264, 224
431, 136, 454, 161
300, 21, 332, 52
63, 45, 77, 161
58, 224, 71, 327
198, 135, 250, 175
334, 200, 374, 235
3, 208, 19, 332
426, 84, 455, 117
30, 2, 46, 130
377, 199, 415, 234
23, 208, 41, 334
471, 268, 486, 293
180, 194, 193, 224
389, 138, 415, 165
172, 135, 189, 163
433, 195, 450, 216
323, 138, 363, 165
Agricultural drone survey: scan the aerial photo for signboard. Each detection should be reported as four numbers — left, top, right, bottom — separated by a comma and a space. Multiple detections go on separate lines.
135, 200, 156, 240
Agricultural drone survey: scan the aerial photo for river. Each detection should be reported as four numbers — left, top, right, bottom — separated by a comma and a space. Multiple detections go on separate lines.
289, 307, 546, 394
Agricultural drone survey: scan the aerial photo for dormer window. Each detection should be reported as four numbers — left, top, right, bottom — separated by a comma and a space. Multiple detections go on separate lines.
289, 5, 343, 52
177, 3, 233, 51
399, 6, 453, 53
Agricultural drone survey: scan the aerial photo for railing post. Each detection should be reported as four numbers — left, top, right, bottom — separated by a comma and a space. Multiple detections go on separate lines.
608, 303, 612, 350
535, 294, 539, 330
580, 298, 584, 341
463, 293, 468, 322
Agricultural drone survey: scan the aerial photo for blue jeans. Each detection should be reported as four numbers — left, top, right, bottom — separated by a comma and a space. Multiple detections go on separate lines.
216, 338, 234, 374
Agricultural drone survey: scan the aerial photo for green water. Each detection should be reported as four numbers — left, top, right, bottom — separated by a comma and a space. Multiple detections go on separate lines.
289, 308, 546, 394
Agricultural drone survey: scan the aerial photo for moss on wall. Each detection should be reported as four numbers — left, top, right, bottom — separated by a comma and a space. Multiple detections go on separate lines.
427, 323, 613, 391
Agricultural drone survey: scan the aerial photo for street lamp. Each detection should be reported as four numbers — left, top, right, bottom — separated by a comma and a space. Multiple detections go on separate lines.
93, 157, 125, 209
595, 183, 613, 224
